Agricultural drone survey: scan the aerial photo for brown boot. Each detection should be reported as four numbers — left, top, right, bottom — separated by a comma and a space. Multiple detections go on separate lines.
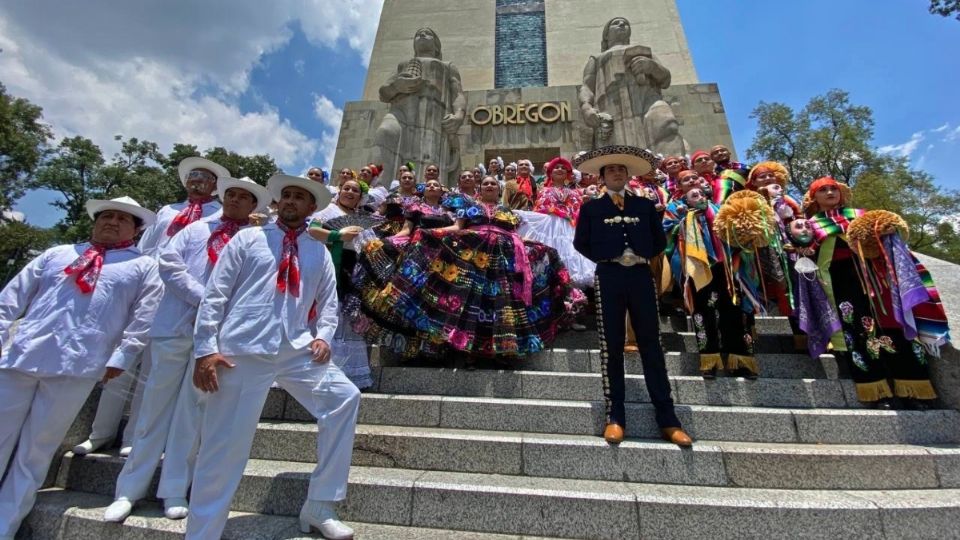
661, 427, 693, 447
793, 334, 808, 353
603, 423, 625, 444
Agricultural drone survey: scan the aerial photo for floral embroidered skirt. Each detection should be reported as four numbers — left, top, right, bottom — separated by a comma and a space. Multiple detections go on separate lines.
351, 227, 581, 359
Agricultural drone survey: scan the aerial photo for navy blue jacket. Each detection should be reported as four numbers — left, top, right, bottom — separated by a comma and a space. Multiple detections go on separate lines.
573, 192, 666, 263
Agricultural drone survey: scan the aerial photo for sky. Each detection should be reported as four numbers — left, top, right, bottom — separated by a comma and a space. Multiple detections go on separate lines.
2, 0, 958, 227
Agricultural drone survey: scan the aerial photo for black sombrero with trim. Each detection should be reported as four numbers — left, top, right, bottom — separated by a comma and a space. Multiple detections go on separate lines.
573, 145, 657, 177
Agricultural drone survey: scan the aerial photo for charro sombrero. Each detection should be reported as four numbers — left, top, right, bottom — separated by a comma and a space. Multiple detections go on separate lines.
572, 145, 656, 177
85, 196, 157, 227
267, 174, 333, 209
177, 157, 230, 188
217, 176, 272, 214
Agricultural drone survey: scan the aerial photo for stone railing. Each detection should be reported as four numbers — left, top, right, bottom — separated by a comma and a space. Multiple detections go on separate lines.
916, 254, 960, 409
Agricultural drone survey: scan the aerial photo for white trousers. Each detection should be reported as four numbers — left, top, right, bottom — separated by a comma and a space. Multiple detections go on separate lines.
0, 369, 97, 537
114, 336, 202, 501
88, 348, 152, 445
184, 343, 360, 540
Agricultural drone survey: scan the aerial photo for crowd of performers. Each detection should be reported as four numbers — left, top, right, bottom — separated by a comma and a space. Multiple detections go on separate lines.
0, 142, 952, 539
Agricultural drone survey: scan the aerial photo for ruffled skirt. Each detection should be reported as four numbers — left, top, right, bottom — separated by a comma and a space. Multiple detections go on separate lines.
516, 210, 596, 289
352, 226, 581, 359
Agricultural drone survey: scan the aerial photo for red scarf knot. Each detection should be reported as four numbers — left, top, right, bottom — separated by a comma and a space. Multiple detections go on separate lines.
276, 221, 308, 297
206, 217, 249, 263
63, 240, 136, 294
166, 196, 215, 237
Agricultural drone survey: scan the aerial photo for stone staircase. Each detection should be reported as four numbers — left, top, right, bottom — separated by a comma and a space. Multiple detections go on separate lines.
20, 317, 960, 539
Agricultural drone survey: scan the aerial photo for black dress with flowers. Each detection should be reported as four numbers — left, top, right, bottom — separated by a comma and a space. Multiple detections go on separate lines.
355, 195, 580, 359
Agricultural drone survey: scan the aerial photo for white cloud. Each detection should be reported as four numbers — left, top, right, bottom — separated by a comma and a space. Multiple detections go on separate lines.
878, 131, 925, 158
932, 123, 950, 133
313, 94, 345, 168
0, 1, 384, 171
946, 125, 960, 143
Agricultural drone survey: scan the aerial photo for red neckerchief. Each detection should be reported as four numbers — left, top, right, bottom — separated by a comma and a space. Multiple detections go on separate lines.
166, 196, 215, 237
63, 240, 136, 294
206, 217, 249, 263
276, 221, 308, 297
516, 174, 536, 199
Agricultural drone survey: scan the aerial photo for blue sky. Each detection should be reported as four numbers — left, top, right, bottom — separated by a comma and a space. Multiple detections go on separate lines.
2, 0, 958, 227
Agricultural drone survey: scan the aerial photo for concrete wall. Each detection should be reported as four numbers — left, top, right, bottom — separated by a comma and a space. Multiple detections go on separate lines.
363, 0, 496, 100
363, 0, 698, 100
333, 82, 736, 175
544, 0, 698, 88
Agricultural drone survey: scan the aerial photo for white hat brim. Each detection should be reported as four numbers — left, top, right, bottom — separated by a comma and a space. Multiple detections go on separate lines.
217, 177, 272, 214
573, 146, 656, 177
85, 199, 157, 226
267, 174, 332, 209
178, 157, 230, 187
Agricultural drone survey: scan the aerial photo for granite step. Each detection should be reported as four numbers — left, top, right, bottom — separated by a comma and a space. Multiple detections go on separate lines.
505, 331, 799, 354
53, 457, 960, 539
247, 423, 960, 490
394, 349, 846, 379
363, 367, 860, 408
323, 394, 960, 444
23, 489, 549, 540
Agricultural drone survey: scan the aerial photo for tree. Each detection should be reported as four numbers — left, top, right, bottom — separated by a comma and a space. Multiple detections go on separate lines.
0, 82, 52, 217
748, 89, 875, 195
930, 0, 960, 20
32, 136, 105, 241
0, 221, 56, 286
749, 89, 960, 265
201, 147, 279, 185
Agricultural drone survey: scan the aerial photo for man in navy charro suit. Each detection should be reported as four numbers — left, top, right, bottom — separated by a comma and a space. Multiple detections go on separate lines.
573, 146, 692, 447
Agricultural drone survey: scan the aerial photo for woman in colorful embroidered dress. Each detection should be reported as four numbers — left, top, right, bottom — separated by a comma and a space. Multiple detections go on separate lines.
351, 179, 455, 357
517, 157, 595, 289
360, 176, 580, 360
307, 179, 374, 389
804, 177, 947, 409
454, 169, 479, 198
663, 178, 758, 379
659, 154, 687, 195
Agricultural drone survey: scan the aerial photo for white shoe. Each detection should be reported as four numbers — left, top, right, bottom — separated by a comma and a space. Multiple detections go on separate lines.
103, 498, 133, 522
164, 497, 189, 520
73, 437, 112, 456
570, 322, 587, 331
119, 446, 133, 458
299, 500, 354, 539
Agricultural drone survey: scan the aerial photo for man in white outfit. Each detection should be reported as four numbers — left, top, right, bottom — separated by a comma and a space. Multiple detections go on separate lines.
104, 177, 270, 523
74, 157, 229, 457
185, 174, 359, 540
0, 197, 161, 539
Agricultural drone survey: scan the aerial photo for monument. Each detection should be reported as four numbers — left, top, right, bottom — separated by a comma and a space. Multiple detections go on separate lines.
579, 17, 689, 155
333, 0, 735, 181
374, 28, 466, 185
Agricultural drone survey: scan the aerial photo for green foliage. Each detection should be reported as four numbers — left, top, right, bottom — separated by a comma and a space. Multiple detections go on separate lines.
0, 221, 56, 286
0, 82, 52, 214
747, 89, 874, 195
930, 0, 960, 20
749, 89, 960, 264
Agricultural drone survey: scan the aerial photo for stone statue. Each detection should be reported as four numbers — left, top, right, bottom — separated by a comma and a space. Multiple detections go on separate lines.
579, 17, 688, 156
374, 28, 466, 186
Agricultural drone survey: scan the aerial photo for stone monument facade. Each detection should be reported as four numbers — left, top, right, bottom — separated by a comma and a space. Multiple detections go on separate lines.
579, 17, 689, 155
373, 28, 466, 185
333, 0, 736, 179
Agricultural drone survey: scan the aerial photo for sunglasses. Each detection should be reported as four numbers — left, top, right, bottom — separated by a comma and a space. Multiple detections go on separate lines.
187, 170, 216, 182
693, 157, 711, 164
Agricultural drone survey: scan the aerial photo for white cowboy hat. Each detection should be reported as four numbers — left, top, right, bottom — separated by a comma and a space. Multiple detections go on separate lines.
267, 174, 332, 209
217, 176, 272, 214
573, 145, 657, 177
85, 196, 157, 227
177, 157, 231, 188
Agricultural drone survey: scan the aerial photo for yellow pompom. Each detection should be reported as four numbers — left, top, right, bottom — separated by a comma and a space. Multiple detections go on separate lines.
713, 190, 778, 250
847, 209, 908, 259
